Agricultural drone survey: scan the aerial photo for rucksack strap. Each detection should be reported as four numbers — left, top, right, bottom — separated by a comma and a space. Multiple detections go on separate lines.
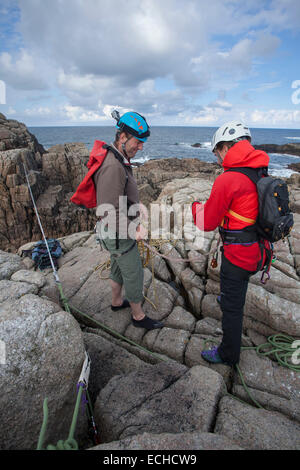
103, 144, 129, 193
225, 166, 268, 184
257, 241, 273, 283
220, 167, 266, 228
103, 144, 131, 171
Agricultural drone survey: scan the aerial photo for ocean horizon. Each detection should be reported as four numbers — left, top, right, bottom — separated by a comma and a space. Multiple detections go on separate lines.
29, 125, 300, 178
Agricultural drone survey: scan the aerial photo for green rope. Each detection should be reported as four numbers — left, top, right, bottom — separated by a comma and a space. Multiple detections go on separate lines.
56, 281, 71, 314
202, 333, 300, 409
69, 303, 166, 363
234, 364, 264, 409
36, 398, 49, 450
196, 338, 263, 408
246, 333, 300, 372
37, 384, 84, 450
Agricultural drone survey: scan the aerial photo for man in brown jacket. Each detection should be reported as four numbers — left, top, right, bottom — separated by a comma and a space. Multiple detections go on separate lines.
94, 111, 163, 330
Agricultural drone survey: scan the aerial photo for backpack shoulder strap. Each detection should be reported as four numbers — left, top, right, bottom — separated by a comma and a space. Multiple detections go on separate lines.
103, 144, 129, 191
103, 144, 127, 168
225, 166, 268, 185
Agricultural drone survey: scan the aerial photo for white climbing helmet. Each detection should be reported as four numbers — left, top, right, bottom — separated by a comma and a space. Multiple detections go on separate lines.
211, 121, 251, 152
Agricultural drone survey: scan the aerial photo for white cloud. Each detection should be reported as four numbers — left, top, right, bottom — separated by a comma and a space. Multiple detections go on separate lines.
250, 109, 300, 125
24, 106, 52, 116
63, 105, 107, 122
249, 81, 282, 93
102, 105, 131, 119
17, 0, 283, 93
0, 49, 48, 90
191, 33, 280, 84
207, 99, 233, 110
6, 106, 16, 115
1, 0, 298, 127
57, 71, 113, 97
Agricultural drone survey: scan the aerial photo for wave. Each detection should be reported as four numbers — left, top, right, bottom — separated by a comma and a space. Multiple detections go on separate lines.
174, 141, 212, 149
174, 142, 193, 147
200, 141, 212, 149
269, 169, 298, 178
284, 136, 300, 140
135, 154, 151, 164
269, 152, 300, 160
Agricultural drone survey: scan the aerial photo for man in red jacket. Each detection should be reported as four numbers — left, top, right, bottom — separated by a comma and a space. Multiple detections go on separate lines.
192, 121, 270, 366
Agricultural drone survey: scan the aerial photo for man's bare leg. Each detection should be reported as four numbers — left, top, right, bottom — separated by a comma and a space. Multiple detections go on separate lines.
110, 279, 145, 321
110, 279, 123, 307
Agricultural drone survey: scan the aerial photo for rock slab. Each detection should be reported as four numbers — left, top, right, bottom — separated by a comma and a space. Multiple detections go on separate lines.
95, 361, 226, 443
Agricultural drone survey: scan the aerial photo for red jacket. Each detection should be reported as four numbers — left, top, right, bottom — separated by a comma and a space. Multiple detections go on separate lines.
192, 140, 270, 271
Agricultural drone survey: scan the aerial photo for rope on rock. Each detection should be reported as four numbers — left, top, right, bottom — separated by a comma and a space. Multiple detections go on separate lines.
69, 303, 166, 362
36, 351, 98, 450
203, 334, 300, 409
241, 333, 300, 373
37, 380, 84, 450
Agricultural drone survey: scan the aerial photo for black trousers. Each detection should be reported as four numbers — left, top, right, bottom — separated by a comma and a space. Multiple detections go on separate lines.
218, 254, 254, 366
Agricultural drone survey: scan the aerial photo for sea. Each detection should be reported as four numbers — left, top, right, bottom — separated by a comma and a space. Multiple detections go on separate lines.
29, 126, 300, 178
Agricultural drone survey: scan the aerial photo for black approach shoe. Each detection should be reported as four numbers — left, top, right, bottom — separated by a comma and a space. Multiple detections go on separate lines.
111, 299, 130, 311
132, 315, 164, 330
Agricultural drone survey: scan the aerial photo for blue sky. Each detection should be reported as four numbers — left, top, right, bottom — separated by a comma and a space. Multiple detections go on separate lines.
0, 0, 299, 128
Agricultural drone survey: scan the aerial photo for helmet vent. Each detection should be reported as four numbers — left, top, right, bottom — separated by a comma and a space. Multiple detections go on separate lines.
222, 127, 228, 136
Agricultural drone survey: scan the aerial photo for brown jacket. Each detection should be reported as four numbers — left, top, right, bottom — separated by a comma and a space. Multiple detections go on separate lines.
93, 148, 139, 236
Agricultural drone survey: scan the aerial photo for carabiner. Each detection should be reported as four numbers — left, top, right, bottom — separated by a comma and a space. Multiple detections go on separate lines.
261, 270, 270, 284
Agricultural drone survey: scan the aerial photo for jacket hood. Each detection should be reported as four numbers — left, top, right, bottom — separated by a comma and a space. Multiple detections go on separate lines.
222, 140, 269, 171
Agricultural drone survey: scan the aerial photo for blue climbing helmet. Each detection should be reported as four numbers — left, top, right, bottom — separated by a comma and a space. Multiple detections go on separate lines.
112, 110, 150, 142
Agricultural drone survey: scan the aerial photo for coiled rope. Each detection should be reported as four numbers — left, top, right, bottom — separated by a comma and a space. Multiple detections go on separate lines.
203, 333, 300, 409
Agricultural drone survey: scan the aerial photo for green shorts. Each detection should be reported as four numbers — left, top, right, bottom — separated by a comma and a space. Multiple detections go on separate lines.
97, 223, 144, 304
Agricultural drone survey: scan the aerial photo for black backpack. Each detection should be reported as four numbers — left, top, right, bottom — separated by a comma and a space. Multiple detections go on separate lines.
227, 167, 294, 243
